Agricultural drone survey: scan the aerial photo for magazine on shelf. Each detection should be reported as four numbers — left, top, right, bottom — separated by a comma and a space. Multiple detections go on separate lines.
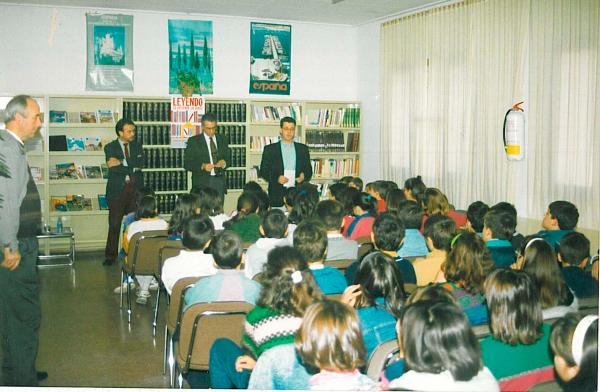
83, 165, 103, 179
49, 110, 66, 123
50, 196, 68, 212
66, 194, 92, 211
80, 111, 98, 123
67, 137, 86, 151
66, 112, 80, 123
55, 162, 83, 180
85, 136, 103, 151
97, 194, 109, 210
30, 166, 43, 182
97, 109, 114, 124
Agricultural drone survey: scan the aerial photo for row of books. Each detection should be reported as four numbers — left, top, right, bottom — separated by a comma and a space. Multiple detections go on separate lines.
229, 147, 247, 168
156, 194, 178, 214
49, 163, 108, 180
143, 171, 188, 192
305, 107, 361, 128
206, 103, 247, 123
216, 125, 246, 145
138, 125, 170, 146
144, 148, 185, 169
251, 104, 301, 123
49, 135, 103, 152
305, 131, 360, 152
310, 158, 360, 178
50, 194, 94, 212
249, 136, 279, 151
49, 110, 115, 124
123, 101, 171, 122
225, 170, 246, 190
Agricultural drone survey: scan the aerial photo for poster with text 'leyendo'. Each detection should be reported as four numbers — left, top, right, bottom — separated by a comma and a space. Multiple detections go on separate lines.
250, 22, 291, 95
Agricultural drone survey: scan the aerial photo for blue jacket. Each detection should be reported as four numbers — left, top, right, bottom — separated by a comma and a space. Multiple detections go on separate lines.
398, 229, 428, 258
486, 239, 516, 268
357, 302, 398, 359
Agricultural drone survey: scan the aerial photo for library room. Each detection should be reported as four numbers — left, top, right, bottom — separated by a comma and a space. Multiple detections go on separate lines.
0, 0, 598, 389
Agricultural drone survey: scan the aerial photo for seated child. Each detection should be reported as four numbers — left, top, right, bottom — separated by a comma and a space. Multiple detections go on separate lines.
384, 188, 406, 217
343, 192, 378, 241
489, 202, 524, 251
365, 181, 386, 213
517, 236, 577, 319
161, 214, 216, 295
396, 200, 428, 258
195, 186, 229, 230
293, 220, 347, 295
167, 193, 201, 240
412, 214, 455, 286
295, 300, 376, 390
466, 201, 489, 236
482, 208, 517, 267
314, 199, 358, 261
224, 192, 261, 243
436, 231, 494, 325
403, 175, 427, 206
348, 176, 363, 191
342, 251, 404, 358
388, 300, 499, 391
480, 269, 554, 390
550, 313, 598, 392
537, 200, 579, 250
122, 195, 169, 305
558, 232, 598, 298
420, 188, 467, 231
244, 209, 289, 279
184, 230, 261, 307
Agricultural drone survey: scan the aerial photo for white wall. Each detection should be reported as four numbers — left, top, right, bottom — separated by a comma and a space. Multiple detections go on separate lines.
0, 4, 358, 101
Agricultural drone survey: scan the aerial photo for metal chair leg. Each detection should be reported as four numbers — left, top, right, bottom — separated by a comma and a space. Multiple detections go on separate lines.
170, 339, 176, 388
126, 278, 132, 324
119, 270, 124, 309
163, 324, 169, 374
153, 286, 161, 336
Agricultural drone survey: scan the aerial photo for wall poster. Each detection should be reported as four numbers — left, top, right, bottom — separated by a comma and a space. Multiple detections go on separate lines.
168, 20, 214, 95
250, 22, 292, 95
86, 14, 133, 91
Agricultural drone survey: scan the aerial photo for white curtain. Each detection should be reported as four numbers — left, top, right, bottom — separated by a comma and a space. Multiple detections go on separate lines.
381, 0, 599, 229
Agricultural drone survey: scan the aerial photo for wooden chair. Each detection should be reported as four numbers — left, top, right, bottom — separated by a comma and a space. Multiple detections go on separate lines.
120, 230, 168, 324
164, 276, 202, 387
153, 239, 184, 336
175, 301, 253, 388
324, 258, 355, 273
366, 339, 400, 381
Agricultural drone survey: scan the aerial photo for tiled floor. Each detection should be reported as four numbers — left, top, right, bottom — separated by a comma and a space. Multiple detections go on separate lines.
3, 251, 172, 388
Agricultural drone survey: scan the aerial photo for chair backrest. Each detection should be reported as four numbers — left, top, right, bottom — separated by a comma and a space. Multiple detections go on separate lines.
366, 339, 400, 381
158, 239, 184, 278
176, 301, 253, 372
358, 241, 374, 259
324, 258, 354, 272
126, 230, 169, 276
472, 323, 491, 339
403, 283, 417, 294
167, 276, 202, 334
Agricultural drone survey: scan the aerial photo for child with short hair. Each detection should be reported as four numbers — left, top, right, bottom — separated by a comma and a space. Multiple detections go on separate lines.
412, 214, 455, 286
244, 209, 289, 279
123, 195, 169, 304
489, 202, 525, 251
437, 230, 494, 325
538, 200, 579, 249
558, 232, 598, 298
466, 200, 489, 236
480, 269, 554, 390
295, 300, 376, 390
293, 220, 347, 295
348, 176, 363, 191
161, 214, 216, 295
195, 186, 229, 230
314, 200, 358, 261
396, 200, 428, 258
550, 313, 598, 392
224, 192, 261, 243
372, 213, 416, 284
365, 181, 386, 212
184, 230, 261, 306
482, 208, 517, 267
389, 300, 499, 391
343, 192, 377, 240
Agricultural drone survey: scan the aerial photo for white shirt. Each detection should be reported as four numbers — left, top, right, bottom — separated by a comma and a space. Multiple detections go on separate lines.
210, 213, 230, 230
389, 367, 499, 392
126, 218, 168, 241
161, 249, 217, 295
203, 132, 218, 175
244, 237, 290, 279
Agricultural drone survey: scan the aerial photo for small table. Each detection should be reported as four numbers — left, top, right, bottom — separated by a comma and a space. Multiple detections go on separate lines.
36, 227, 75, 267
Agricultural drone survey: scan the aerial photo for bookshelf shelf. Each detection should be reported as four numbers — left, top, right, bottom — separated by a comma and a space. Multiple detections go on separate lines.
50, 151, 105, 156
50, 210, 108, 216
142, 167, 185, 172
49, 123, 114, 128
49, 179, 107, 184
309, 151, 360, 155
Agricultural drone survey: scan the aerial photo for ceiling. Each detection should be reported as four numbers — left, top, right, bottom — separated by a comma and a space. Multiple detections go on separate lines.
0, 0, 450, 26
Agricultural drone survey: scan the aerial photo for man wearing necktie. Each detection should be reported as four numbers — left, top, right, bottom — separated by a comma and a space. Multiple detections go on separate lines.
103, 119, 144, 266
184, 112, 230, 197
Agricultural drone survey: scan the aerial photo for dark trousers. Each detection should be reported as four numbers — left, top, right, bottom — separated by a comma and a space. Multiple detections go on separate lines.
0, 236, 41, 386
205, 338, 250, 389
105, 183, 136, 262
208, 175, 226, 199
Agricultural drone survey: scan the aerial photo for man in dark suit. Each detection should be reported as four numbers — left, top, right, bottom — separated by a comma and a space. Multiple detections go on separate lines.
184, 113, 229, 197
259, 116, 312, 207
103, 119, 144, 266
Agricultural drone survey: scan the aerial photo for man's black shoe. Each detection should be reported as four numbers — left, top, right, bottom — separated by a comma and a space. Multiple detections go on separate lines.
37, 371, 48, 381
103, 259, 115, 266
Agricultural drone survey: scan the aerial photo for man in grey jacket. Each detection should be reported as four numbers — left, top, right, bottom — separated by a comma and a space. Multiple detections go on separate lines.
0, 95, 44, 386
